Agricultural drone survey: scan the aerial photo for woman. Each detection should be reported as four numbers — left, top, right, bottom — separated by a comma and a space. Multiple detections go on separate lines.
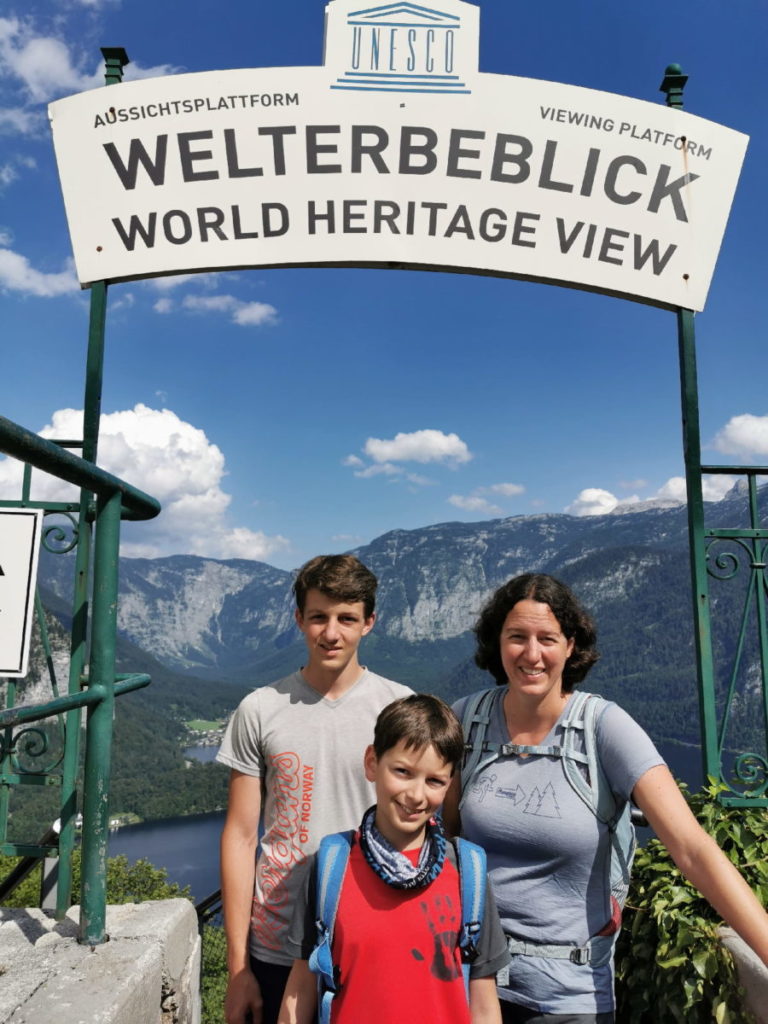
444, 573, 768, 1023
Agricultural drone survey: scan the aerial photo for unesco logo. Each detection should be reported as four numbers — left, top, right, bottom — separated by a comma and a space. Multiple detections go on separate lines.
332, 2, 471, 95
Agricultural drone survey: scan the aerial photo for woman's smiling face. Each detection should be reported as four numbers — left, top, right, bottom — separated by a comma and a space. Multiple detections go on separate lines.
499, 598, 575, 701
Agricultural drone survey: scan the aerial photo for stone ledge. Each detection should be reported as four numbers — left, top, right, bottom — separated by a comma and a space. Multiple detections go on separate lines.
0, 899, 200, 1024
719, 927, 768, 1024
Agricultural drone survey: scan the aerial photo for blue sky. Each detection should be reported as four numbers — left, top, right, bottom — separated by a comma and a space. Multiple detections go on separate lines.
1, 0, 766, 570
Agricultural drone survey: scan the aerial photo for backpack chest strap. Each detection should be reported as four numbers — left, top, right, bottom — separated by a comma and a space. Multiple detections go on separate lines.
497, 742, 588, 765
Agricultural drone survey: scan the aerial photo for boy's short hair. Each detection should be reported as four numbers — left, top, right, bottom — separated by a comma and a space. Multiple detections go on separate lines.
372, 694, 464, 771
293, 554, 378, 618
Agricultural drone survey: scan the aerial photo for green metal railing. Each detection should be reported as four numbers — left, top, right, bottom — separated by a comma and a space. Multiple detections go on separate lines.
0, 414, 160, 943
700, 466, 768, 804
661, 66, 768, 806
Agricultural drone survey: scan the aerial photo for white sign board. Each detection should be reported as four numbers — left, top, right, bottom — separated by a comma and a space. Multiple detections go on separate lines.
0, 509, 43, 678
48, 0, 748, 311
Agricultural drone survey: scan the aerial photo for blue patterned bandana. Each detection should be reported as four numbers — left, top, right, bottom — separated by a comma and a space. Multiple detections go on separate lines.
358, 805, 447, 890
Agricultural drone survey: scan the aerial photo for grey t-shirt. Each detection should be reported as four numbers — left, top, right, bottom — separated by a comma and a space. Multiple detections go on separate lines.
453, 688, 665, 1014
217, 669, 412, 965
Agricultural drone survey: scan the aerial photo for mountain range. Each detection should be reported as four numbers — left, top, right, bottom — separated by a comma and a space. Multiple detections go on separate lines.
35, 481, 766, 753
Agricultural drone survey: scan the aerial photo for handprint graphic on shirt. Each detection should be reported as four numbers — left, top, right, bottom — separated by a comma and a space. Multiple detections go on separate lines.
410, 894, 462, 981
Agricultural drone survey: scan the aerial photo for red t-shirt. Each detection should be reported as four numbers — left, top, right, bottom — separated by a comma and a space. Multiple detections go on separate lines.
330, 843, 471, 1024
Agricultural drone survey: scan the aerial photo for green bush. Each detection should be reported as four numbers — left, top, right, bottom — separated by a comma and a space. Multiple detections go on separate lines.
615, 780, 768, 1023
0, 850, 190, 908
200, 923, 228, 1024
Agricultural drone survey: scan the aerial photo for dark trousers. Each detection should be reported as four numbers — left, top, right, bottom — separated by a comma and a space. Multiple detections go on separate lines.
249, 956, 293, 1024
501, 1005, 615, 1024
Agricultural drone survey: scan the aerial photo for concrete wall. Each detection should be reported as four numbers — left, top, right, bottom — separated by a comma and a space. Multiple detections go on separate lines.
2, 900, 765, 1022
0, 899, 200, 1024
719, 927, 768, 1024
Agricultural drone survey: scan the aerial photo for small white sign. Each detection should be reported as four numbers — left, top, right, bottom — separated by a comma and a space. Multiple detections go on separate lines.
0, 509, 44, 677
47, 0, 748, 311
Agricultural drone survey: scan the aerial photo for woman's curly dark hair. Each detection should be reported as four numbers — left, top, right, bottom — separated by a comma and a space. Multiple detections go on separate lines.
474, 573, 599, 692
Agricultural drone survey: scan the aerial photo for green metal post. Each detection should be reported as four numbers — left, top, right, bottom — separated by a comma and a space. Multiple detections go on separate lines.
676, 309, 720, 780
0, 682, 17, 844
78, 488, 121, 945
83, 47, 128, 465
747, 477, 768, 750
661, 64, 720, 784
76, 44, 127, 928
58, 45, 130, 920
56, 522, 91, 917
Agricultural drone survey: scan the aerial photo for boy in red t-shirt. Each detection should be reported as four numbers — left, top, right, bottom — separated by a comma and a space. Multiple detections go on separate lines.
278, 694, 508, 1024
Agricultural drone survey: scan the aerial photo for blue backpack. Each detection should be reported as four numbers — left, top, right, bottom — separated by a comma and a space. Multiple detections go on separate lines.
459, 687, 636, 968
307, 830, 487, 1024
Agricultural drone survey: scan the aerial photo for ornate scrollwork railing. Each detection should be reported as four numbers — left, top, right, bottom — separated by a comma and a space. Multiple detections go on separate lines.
42, 510, 80, 555
702, 467, 768, 802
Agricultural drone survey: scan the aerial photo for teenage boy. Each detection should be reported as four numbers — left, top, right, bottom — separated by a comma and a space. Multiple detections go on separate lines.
278, 694, 509, 1024
217, 555, 411, 1024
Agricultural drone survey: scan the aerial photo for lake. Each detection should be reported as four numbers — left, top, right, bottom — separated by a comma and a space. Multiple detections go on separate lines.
108, 739, 707, 903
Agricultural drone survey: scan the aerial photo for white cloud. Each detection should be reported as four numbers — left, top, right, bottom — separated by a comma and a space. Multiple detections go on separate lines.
657, 475, 737, 503
0, 106, 41, 135
486, 482, 525, 497
0, 163, 17, 188
0, 23, 89, 102
448, 494, 502, 515
711, 414, 768, 459
0, 18, 179, 139
565, 488, 619, 516
147, 275, 198, 293
656, 477, 687, 502
233, 302, 279, 327
0, 405, 289, 560
145, 272, 220, 292
342, 454, 364, 468
447, 481, 524, 512
702, 476, 738, 501
0, 248, 78, 296
110, 291, 134, 311
354, 462, 400, 478
704, 475, 741, 499
153, 297, 173, 314
0, 18, 178, 103
0, 227, 12, 245
2, 153, 38, 186
364, 429, 471, 465
123, 61, 181, 85
568, 474, 737, 516
181, 293, 278, 327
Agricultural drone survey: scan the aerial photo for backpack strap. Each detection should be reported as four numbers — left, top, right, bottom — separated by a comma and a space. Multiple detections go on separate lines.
453, 837, 487, 999
310, 832, 486, 1014
560, 691, 622, 825
459, 687, 505, 809
460, 687, 593, 808
307, 830, 354, 1024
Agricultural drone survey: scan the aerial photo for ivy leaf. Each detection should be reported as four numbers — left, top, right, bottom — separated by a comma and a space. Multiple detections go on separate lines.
656, 953, 688, 969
